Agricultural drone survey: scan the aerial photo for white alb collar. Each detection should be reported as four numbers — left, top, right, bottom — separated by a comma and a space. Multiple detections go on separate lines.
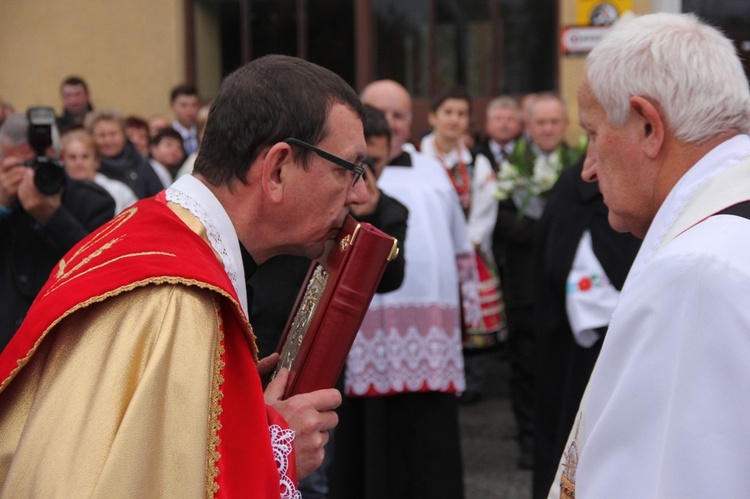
626, 134, 750, 286
166, 175, 248, 316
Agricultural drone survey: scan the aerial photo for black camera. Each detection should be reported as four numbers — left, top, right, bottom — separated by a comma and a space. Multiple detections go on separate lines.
25, 106, 65, 195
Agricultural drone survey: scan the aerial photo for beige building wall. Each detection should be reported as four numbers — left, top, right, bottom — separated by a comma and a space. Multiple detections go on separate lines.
194, 3, 222, 103
559, 0, 652, 144
0, 0, 661, 137
0, 0, 187, 122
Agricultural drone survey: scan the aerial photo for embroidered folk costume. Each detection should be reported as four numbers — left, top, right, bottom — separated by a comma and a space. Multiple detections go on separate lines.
420, 132, 506, 348
0, 176, 299, 498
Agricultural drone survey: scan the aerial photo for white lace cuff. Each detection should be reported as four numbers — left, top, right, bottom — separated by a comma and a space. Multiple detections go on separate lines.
269, 424, 301, 499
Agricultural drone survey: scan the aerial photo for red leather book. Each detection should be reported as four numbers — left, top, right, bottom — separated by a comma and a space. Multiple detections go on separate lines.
273, 214, 399, 399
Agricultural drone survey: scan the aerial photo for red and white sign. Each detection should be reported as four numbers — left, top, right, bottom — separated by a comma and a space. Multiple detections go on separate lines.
561, 26, 611, 55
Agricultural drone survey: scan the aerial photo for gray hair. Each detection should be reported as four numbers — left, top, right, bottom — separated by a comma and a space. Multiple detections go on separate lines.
0, 114, 29, 145
586, 12, 750, 143
0, 114, 29, 159
0, 113, 62, 159
84, 109, 125, 132
486, 96, 519, 118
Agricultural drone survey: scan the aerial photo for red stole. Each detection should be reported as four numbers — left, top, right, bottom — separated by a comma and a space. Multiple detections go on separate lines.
0, 194, 295, 498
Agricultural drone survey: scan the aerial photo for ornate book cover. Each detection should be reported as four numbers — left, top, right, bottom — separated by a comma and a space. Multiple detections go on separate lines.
273, 214, 398, 399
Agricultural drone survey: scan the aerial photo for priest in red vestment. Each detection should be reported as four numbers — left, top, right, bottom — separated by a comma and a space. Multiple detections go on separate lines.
0, 55, 369, 498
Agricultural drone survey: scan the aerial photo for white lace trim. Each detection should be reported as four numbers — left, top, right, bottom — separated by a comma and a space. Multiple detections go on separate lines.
269, 424, 301, 499
344, 304, 466, 395
457, 252, 483, 328
166, 182, 246, 314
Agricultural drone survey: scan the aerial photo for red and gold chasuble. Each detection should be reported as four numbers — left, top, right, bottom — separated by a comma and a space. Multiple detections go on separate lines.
0, 194, 296, 498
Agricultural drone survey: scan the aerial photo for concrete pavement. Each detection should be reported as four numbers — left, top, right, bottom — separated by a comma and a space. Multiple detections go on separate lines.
459, 351, 532, 499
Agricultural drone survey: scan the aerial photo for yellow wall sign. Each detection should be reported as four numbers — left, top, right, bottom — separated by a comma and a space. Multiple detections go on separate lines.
577, 0, 633, 26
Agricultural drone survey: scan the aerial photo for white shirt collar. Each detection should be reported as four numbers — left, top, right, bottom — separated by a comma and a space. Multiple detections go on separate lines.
489, 140, 502, 158
166, 175, 248, 316
627, 134, 750, 285
421, 132, 473, 164
531, 142, 556, 160
489, 139, 514, 156
171, 120, 196, 136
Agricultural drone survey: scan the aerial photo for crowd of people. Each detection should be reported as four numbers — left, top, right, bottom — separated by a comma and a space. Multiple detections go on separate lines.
1, 11, 750, 499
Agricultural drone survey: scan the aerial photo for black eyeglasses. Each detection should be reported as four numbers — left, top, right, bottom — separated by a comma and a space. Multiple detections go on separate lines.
285, 138, 365, 186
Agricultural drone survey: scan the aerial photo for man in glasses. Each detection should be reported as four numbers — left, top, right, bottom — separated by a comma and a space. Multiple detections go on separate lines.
0, 55, 367, 497
248, 104, 408, 499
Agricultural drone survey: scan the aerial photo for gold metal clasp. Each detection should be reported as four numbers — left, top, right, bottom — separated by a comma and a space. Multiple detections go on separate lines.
387, 238, 399, 262
340, 223, 361, 252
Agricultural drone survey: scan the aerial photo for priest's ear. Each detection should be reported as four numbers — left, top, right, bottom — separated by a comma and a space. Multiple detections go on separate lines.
260, 142, 294, 202
630, 96, 665, 159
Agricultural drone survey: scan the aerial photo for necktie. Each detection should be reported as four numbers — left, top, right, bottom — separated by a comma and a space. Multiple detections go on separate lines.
496, 149, 506, 165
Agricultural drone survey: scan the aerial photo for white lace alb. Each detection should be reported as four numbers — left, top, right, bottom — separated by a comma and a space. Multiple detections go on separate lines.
269, 424, 301, 499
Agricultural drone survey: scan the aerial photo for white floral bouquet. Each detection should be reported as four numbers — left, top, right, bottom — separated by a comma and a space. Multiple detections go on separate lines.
495, 154, 562, 200
494, 136, 586, 217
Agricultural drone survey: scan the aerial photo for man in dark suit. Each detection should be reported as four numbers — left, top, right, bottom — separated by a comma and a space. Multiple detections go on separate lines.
0, 114, 115, 350
473, 95, 523, 173
491, 93, 580, 469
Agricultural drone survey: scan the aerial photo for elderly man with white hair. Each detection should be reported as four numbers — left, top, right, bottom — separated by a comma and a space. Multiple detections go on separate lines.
550, 12, 750, 499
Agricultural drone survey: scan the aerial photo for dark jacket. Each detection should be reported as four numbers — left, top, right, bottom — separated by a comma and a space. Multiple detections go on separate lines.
531, 162, 641, 498
0, 177, 116, 350
492, 137, 580, 310
56, 104, 93, 134
473, 139, 500, 173
351, 190, 408, 294
99, 141, 163, 199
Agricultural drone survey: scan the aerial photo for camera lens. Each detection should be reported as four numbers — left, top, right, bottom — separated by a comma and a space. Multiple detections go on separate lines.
33, 158, 66, 195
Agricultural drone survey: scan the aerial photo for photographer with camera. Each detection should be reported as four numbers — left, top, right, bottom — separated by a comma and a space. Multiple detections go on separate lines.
0, 110, 115, 351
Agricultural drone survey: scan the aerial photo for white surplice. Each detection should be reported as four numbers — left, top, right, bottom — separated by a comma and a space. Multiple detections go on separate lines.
551, 134, 750, 498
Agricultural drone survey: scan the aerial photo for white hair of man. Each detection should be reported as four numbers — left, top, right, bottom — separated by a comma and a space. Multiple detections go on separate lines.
0, 114, 28, 145
0, 113, 61, 159
485, 96, 520, 118
0, 114, 29, 159
586, 12, 750, 143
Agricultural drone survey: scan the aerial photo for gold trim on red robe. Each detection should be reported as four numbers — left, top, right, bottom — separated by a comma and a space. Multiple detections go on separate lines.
0, 194, 295, 497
